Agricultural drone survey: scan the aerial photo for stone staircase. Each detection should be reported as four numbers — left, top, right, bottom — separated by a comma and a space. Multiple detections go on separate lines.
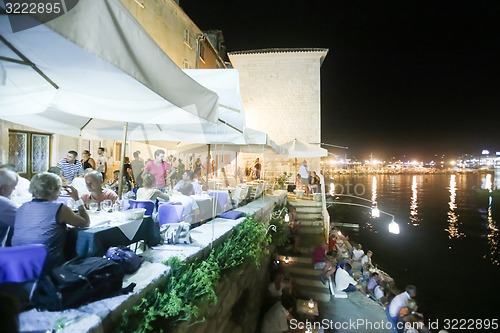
278, 196, 331, 303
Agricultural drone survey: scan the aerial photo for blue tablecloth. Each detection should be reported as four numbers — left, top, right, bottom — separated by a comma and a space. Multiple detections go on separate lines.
70, 217, 157, 257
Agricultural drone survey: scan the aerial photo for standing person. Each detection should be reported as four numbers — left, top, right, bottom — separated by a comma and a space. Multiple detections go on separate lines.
0, 169, 18, 246
177, 158, 185, 181
96, 147, 108, 181
254, 158, 262, 180
130, 151, 145, 188
122, 156, 133, 182
142, 149, 174, 190
57, 150, 84, 183
299, 160, 310, 197
193, 157, 203, 178
81, 150, 96, 170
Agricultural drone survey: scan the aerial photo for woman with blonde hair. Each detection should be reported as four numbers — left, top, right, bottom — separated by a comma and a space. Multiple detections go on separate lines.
136, 173, 170, 202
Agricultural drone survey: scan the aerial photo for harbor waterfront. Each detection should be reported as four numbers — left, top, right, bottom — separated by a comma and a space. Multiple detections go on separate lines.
327, 172, 500, 325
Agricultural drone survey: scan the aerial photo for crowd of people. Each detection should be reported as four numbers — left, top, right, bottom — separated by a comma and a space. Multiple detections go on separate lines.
0, 148, 213, 273
308, 227, 432, 333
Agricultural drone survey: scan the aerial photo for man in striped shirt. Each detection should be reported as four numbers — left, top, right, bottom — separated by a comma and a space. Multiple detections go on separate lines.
57, 150, 84, 183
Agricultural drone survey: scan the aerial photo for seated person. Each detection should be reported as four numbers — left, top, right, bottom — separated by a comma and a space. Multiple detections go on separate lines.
174, 170, 197, 196
121, 180, 136, 200
361, 250, 374, 270
136, 173, 170, 202
268, 271, 292, 301
336, 239, 350, 260
388, 285, 417, 322
105, 170, 120, 193
286, 207, 300, 253
334, 263, 358, 292
261, 293, 296, 333
352, 243, 365, 261
320, 255, 336, 285
82, 171, 118, 209
366, 272, 381, 295
69, 167, 93, 195
0, 163, 31, 198
309, 171, 321, 193
11, 172, 89, 271
312, 242, 328, 270
0, 169, 18, 247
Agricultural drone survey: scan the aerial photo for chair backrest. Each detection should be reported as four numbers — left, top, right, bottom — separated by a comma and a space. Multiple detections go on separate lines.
127, 199, 155, 216
253, 183, 264, 199
0, 244, 48, 284
240, 186, 250, 200
231, 186, 242, 207
0, 244, 49, 307
158, 203, 184, 226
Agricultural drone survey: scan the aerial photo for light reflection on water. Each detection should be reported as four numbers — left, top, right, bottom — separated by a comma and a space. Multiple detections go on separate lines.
409, 175, 419, 226
371, 176, 377, 204
446, 174, 464, 238
486, 195, 499, 266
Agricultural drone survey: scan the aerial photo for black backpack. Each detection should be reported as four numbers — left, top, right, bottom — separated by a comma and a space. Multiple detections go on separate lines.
33, 256, 134, 311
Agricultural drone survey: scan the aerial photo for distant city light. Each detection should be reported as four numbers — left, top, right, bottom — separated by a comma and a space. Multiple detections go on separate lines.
450, 160, 456, 165
482, 150, 490, 155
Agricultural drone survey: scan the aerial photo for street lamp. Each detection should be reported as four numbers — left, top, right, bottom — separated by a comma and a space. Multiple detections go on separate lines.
329, 199, 400, 234
332, 194, 380, 219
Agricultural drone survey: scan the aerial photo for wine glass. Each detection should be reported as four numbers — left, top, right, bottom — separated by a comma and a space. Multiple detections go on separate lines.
89, 202, 99, 214
101, 199, 112, 213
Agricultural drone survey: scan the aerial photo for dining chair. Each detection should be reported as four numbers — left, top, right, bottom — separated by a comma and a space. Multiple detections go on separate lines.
231, 186, 242, 208
127, 199, 155, 216
0, 244, 49, 309
158, 202, 183, 227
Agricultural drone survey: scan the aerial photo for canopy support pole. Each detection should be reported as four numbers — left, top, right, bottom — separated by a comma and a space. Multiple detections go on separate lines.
117, 122, 128, 199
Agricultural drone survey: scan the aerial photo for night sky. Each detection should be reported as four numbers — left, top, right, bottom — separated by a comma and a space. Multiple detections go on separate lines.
180, 0, 500, 160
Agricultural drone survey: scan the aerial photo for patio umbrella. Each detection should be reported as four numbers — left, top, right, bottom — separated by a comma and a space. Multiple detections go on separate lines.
280, 139, 328, 158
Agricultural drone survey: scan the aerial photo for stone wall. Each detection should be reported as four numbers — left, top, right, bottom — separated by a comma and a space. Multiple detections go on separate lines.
172, 254, 272, 333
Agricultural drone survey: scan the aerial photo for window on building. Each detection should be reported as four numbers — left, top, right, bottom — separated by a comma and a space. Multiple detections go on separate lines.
183, 28, 192, 49
183, 59, 191, 69
198, 43, 205, 63
8, 130, 51, 179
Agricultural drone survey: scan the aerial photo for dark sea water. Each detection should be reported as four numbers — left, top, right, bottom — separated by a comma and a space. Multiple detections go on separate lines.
327, 172, 500, 325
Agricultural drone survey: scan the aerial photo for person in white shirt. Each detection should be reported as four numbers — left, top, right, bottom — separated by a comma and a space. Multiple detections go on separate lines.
298, 160, 310, 197
0, 169, 18, 246
388, 285, 417, 320
261, 294, 295, 333
96, 147, 108, 181
352, 243, 365, 261
361, 250, 373, 270
335, 263, 357, 292
268, 271, 292, 299
0, 164, 30, 198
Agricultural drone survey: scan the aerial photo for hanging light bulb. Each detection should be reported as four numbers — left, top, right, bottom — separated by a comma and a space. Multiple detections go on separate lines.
371, 205, 380, 218
284, 213, 290, 223
388, 219, 400, 234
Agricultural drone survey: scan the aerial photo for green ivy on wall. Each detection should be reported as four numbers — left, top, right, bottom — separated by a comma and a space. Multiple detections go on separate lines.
120, 214, 274, 333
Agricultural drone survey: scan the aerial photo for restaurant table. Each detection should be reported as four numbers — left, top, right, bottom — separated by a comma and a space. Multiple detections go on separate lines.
296, 299, 319, 320
207, 190, 231, 212
69, 215, 157, 258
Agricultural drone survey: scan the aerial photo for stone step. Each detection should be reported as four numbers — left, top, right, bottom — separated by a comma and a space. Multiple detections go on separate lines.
288, 200, 322, 208
296, 225, 324, 235
294, 206, 323, 214
296, 220, 324, 227
296, 213, 323, 220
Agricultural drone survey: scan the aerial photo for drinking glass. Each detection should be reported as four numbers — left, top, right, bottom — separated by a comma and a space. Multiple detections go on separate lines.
101, 199, 112, 212
89, 202, 99, 213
